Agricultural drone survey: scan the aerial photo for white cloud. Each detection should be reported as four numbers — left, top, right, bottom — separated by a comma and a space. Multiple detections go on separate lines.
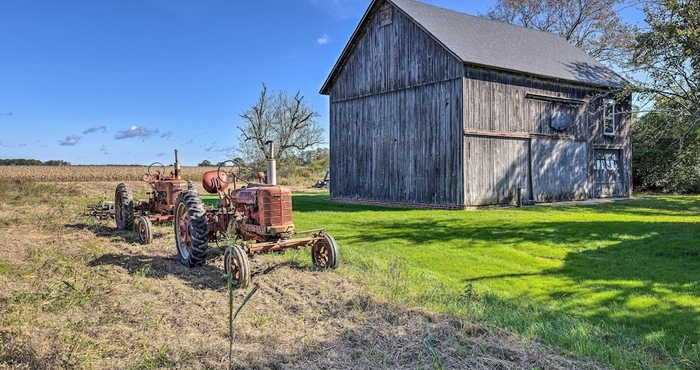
83, 125, 107, 134
205, 145, 234, 153
115, 126, 155, 140
317, 33, 331, 45
58, 134, 81, 146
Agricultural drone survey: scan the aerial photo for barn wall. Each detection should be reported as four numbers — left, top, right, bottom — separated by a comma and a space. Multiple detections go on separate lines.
463, 67, 593, 136
327, 1, 465, 207
461, 67, 631, 204
330, 80, 464, 207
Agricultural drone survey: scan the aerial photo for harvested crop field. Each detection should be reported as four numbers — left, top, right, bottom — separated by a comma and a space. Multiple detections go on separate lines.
0, 179, 605, 369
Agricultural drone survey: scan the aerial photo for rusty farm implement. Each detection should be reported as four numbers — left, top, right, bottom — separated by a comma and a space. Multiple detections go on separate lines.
87, 150, 195, 244
174, 142, 339, 288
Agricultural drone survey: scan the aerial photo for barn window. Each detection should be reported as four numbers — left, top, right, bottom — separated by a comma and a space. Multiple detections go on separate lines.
379, 6, 393, 26
604, 100, 616, 136
594, 150, 619, 170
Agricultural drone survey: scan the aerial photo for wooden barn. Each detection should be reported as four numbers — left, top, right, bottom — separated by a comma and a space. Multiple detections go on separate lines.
320, 0, 631, 209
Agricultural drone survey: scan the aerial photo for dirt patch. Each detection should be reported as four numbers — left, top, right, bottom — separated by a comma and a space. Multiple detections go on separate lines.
0, 181, 606, 369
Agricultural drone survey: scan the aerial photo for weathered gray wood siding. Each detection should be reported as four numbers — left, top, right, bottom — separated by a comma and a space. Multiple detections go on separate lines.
327, 2, 465, 207
530, 139, 589, 201
462, 67, 630, 205
464, 136, 529, 205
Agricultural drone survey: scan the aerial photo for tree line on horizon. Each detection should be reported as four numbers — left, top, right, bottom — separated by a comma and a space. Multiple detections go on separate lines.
0, 159, 71, 166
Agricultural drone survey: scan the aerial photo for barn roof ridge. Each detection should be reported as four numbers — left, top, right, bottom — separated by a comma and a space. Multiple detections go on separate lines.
320, 0, 627, 94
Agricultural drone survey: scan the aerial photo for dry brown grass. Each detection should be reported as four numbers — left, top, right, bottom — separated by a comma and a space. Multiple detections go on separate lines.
0, 178, 606, 369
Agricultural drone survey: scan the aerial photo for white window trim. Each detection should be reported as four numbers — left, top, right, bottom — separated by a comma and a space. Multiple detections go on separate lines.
603, 100, 616, 136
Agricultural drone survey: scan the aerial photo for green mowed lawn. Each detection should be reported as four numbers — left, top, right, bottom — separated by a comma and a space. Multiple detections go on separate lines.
285, 194, 699, 369
201, 192, 699, 368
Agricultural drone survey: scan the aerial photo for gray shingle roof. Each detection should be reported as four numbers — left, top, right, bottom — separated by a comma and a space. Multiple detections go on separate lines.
321, 0, 627, 93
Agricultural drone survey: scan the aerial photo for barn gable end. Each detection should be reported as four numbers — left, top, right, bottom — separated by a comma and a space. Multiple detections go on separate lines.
325, 0, 465, 207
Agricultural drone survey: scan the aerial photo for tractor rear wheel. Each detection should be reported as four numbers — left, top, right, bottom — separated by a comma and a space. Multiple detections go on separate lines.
174, 190, 209, 267
311, 233, 339, 269
223, 244, 251, 289
137, 215, 153, 245
115, 183, 134, 231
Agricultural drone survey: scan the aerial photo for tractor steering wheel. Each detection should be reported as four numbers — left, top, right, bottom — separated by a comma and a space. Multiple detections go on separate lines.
216, 160, 234, 184
146, 162, 166, 179
216, 160, 248, 185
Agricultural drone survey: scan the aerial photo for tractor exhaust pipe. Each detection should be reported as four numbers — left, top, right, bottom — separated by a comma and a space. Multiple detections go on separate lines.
266, 141, 276, 185
174, 149, 181, 179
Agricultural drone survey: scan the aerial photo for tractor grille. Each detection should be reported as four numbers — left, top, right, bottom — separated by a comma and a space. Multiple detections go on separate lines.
257, 187, 293, 228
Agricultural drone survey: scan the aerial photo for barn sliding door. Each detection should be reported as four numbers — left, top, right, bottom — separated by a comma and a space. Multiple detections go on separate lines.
594, 149, 624, 197
530, 139, 588, 202
464, 136, 530, 206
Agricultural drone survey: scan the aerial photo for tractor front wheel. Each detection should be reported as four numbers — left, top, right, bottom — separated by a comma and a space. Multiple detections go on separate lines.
137, 215, 153, 245
223, 244, 251, 289
115, 183, 134, 231
174, 190, 209, 267
311, 233, 339, 269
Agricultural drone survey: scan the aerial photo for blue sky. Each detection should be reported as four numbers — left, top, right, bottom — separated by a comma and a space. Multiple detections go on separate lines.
0, 0, 644, 165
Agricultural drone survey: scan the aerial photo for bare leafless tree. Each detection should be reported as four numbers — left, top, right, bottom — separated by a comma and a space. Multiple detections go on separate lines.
237, 83, 324, 163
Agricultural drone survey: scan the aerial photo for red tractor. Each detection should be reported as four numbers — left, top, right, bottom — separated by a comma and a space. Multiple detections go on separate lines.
173, 143, 338, 288
114, 150, 195, 244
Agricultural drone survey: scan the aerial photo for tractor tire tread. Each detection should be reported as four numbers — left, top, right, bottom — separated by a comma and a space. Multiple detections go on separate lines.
115, 183, 134, 231
175, 190, 209, 267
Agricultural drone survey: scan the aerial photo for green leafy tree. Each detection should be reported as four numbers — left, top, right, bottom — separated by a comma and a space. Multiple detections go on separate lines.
44, 160, 71, 166
629, 0, 700, 192
633, 98, 700, 193
198, 160, 212, 167
632, 0, 700, 121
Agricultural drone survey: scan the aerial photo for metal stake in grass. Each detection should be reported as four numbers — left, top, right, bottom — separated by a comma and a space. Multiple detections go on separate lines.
228, 272, 258, 368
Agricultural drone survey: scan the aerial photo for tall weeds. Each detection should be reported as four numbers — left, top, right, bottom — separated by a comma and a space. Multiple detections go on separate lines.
227, 272, 258, 369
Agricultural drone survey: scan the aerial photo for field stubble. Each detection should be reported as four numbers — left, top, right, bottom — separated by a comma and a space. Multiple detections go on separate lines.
0, 165, 222, 182
0, 177, 606, 369
0, 165, 326, 189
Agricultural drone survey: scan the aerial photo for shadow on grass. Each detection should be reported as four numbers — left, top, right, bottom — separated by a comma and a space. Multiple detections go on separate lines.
290, 193, 412, 213
292, 192, 700, 217
88, 252, 229, 290
87, 252, 307, 292
67, 221, 136, 243
292, 194, 700, 351
518, 195, 700, 218
71, 217, 322, 292
68, 219, 179, 244
369, 218, 699, 342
